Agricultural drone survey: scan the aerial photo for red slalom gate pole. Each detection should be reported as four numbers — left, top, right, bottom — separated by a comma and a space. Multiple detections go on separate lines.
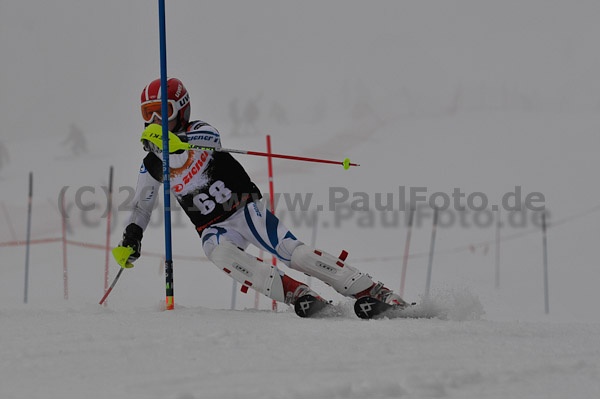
103, 166, 114, 305
61, 183, 68, 300
267, 135, 278, 312
307, 212, 319, 287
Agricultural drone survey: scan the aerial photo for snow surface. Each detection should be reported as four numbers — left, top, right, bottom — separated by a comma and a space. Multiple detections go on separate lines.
2, 1, 600, 398
2, 300, 599, 399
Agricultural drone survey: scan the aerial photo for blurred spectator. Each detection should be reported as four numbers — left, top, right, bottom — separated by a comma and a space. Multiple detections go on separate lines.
228, 98, 242, 136
243, 95, 261, 135
269, 101, 288, 126
62, 124, 88, 156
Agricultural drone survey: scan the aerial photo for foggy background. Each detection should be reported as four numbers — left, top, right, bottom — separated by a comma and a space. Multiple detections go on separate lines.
4, 1, 600, 137
1, 1, 600, 321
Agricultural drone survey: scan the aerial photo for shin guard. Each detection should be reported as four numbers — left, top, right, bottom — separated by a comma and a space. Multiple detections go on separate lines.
208, 241, 285, 302
289, 245, 373, 296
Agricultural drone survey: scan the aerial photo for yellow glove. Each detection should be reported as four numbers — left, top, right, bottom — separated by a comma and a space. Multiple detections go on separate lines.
112, 246, 135, 269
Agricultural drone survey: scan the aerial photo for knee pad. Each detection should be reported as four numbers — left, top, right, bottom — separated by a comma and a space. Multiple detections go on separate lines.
208, 240, 285, 302
289, 245, 373, 296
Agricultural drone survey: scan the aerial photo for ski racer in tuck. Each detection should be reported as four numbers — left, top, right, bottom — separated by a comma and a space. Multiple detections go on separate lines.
118, 77, 407, 309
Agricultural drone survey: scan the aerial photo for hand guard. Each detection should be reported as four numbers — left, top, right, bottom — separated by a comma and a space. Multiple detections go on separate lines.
112, 246, 135, 268
117, 223, 143, 266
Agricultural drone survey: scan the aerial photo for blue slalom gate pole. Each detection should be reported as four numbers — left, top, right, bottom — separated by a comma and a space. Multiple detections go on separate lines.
158, 0, 174, 310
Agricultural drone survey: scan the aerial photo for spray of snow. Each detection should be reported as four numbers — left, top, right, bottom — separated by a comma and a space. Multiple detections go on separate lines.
420, 288, 486, 321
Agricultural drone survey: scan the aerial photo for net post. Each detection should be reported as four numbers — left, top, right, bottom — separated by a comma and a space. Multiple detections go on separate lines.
24, 172, 33, 303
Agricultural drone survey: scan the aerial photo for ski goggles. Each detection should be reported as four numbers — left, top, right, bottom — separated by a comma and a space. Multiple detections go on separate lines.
141, 100, 177, 123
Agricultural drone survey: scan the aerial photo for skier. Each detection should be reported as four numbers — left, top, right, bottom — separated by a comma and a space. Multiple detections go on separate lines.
118, 77, 406, 312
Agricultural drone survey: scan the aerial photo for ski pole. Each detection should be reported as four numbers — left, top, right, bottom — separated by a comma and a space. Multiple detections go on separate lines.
99, 247, 134, 305
213, 146, 359, 169
99, 267, 124, 305
103, 166, 114, 306
141, 125, 360, 169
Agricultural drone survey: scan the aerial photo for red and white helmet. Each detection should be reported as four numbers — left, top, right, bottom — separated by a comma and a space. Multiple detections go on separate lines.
140, 77, 191, 130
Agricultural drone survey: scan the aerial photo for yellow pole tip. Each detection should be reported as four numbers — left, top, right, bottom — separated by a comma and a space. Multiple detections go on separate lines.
343, 158, 351, 170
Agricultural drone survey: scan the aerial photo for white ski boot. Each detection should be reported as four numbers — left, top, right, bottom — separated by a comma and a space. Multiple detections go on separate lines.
354, 282, 408, 308
281, 274, 322, 305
